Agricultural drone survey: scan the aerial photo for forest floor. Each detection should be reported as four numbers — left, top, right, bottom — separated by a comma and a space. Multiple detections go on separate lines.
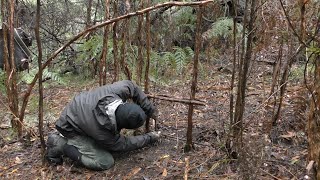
0, 61, 313, 179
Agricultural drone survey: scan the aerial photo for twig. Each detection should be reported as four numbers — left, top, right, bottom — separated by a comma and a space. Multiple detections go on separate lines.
162, 133, 211, 147
147, 94, 206, 106
260, 168, 282, 180
184, 157, 190, 180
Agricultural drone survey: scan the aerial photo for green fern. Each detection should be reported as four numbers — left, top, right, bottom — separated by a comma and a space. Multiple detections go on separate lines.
77, 35, 103, 64
184, 46, 194, 57
206, 17, 243, 39
19, 68, 65, 85
174, 47, 187, 73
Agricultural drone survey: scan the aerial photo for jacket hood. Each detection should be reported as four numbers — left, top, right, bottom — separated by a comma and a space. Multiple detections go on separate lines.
115, 103, 146, 130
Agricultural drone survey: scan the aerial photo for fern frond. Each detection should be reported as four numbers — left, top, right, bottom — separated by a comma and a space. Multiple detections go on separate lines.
204, 17, 243, 40
184, 47, 194, 58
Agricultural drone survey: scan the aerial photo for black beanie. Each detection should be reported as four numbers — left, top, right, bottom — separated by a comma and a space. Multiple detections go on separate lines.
115, 103, 147, 130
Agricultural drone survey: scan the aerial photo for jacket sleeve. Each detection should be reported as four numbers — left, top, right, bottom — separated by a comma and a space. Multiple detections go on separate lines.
111, 80, 155, 117
95, 131, 152, 152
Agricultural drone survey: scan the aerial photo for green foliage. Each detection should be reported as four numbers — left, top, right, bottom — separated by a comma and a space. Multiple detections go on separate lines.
77, 35, 104, 62
150, 46, 194, 82
19, 68, 65, 85
76, 35, 114, 78
289, 64, 314, 83
175, 6, 196, 32
307, 46, 320, 55
0, 69, 6, 94
205, 17, 243, 39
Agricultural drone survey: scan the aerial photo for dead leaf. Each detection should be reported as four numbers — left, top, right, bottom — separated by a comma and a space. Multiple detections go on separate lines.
290, 155, 300, 164
7, 168, 18, 175
306, 161, 314, 173
280, 131, 296, 139
15, 156, 22, 164
160, 154, 170, 160
123, 167, 141, 180
162, 168, 168, 177
0, 123, 10, 129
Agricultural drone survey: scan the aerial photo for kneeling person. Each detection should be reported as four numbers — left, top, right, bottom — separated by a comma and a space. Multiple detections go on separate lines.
46, 80, 160, 170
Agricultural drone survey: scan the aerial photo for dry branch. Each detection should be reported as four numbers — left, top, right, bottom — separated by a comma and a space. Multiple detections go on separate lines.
146, 94, 206, 106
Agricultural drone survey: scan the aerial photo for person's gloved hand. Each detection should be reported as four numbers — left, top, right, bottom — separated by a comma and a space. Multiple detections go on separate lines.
147, 131, 161, 143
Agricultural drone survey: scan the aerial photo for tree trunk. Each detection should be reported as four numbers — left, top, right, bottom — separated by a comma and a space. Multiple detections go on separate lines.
144, 0, 151, 94
136, 0, 144, 86
144, 0, 151, 132
233, 0, 256, 153
308, 55, 320, 179
112, 1, 119, 82
99, 0, 110, 86
2, 0, 21, 136
86, 0, 93, 29
35, 0, 46, 163
120, 0, 131, 80
185, 5, 203, 152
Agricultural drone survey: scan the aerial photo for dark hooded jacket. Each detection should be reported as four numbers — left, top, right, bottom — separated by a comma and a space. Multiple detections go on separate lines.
56, 80, 155, 152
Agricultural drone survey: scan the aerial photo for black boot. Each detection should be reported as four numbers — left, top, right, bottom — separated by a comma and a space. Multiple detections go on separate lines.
46, 132, 67, 165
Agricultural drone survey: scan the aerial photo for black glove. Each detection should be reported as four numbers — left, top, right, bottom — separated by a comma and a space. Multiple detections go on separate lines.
147, 131, 161, 143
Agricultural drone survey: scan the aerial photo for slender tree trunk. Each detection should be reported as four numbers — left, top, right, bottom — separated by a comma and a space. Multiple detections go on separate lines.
233, 0, 256, 152
6, 0, 21, 136
227, 0, 238, 156
120, 0, 131, 80
100, 0, 110, 86
144, 0, 151, 132
185, 5, 203, 152
308, 54, 320, 179
86, 0, 93, 29
136, 0, 144, 86
35, 0, 46, 163
113, 1, 119, 82
144, 0, 151, 94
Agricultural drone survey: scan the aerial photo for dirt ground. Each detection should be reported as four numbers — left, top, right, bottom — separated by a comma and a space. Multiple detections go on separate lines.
0, 63, 312, 179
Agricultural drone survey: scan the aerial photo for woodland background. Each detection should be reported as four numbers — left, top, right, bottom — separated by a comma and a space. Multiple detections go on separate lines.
1, 0, 320, 179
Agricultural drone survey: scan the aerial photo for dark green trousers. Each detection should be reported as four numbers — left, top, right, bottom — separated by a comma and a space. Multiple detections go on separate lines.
67, 135, 114, 170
